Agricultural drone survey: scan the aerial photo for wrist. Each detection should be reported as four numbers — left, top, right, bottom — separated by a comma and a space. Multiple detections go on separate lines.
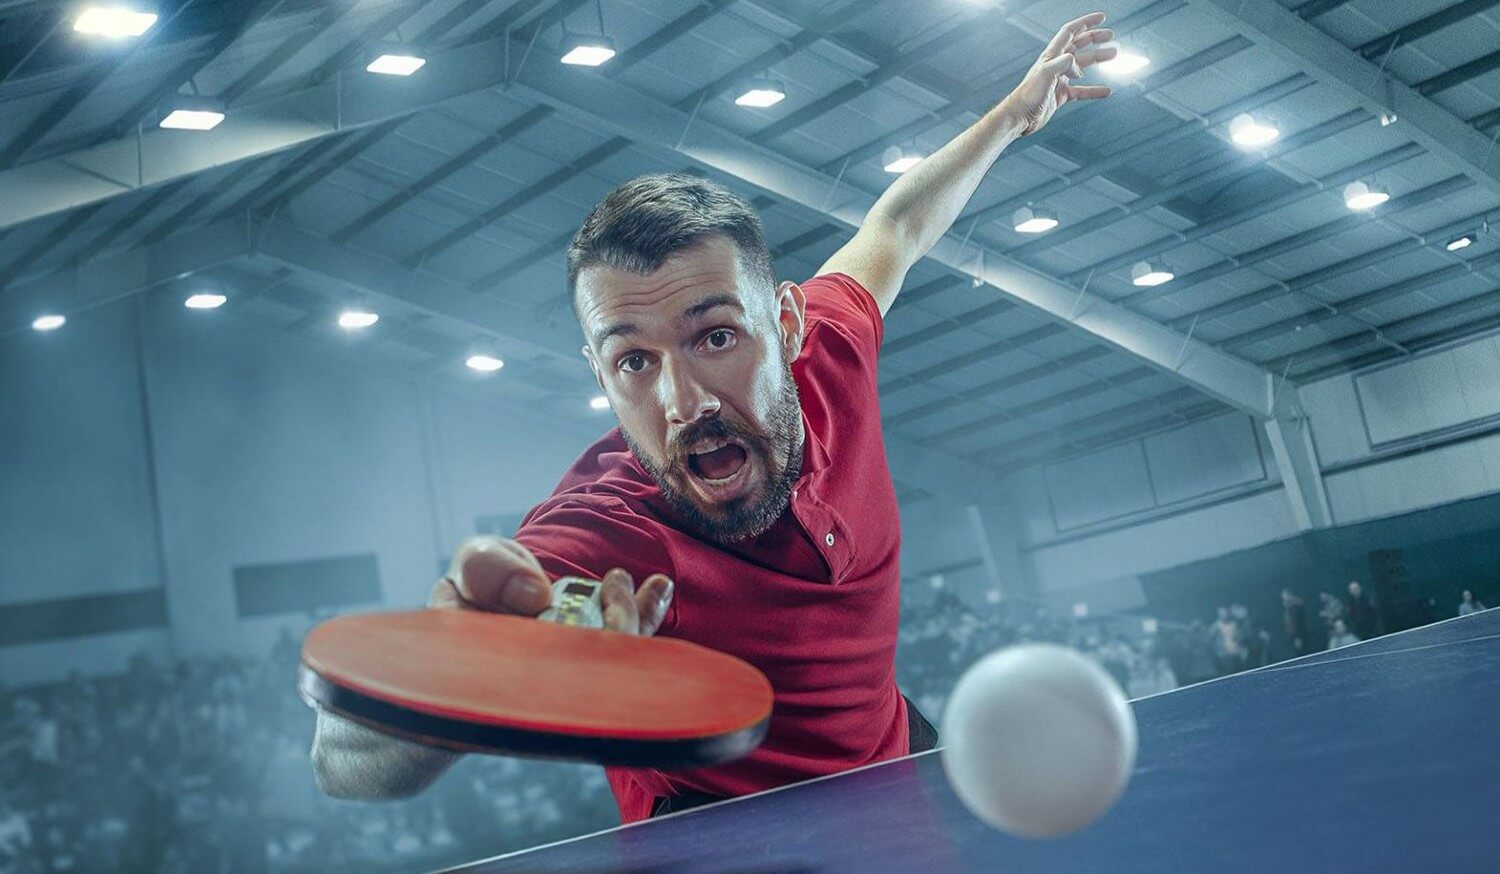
989, 97, 1031, 139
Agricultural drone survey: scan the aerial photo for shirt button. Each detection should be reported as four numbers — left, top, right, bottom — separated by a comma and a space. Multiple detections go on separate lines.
825, 532, 836, 547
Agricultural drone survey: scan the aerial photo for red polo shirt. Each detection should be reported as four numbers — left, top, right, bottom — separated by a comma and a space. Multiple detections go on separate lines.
514, 273, 906, 823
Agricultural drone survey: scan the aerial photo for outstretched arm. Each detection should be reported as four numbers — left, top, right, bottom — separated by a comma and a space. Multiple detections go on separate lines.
818, 12, 1115, 316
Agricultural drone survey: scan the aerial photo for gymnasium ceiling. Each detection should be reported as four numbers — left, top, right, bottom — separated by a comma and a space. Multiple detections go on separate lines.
1, 0, 1498, 500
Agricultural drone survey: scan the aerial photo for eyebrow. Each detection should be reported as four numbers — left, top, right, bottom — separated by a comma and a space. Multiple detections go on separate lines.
592, 294, 745, 348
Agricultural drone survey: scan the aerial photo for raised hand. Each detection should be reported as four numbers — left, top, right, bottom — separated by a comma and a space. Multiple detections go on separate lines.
1002, 12, 1116, 136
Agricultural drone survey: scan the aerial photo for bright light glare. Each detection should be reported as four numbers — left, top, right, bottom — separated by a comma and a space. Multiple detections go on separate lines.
338, 310, 379, 329
1446, 234, 1475, 252
1015, 216, 1058, 233
74, 7, 157, 37
32, 314, 66, 332
590, 395, 611, 410
1229, 113, 1279, 148
1013, 205, 1059, 234
160, 109, 225, 131
560, 38, 615, 66
184, 293, 226, 309
1098, 48, 1149, 77
1131, 260, 1174, 287
367, 54, 426, 76
1343, 181, 1389, 211
735, 87, 786, 108
465, 354, 504, 372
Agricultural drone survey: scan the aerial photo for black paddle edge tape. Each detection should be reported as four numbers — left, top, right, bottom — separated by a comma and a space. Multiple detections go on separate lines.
298, 665, 769, 770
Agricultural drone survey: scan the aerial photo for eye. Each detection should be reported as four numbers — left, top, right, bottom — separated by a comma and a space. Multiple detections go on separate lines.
619, 353, 649, 374
703, 329, 736, 351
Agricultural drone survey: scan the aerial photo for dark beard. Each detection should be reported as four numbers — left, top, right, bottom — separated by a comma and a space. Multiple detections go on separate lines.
624, 361, 803, 546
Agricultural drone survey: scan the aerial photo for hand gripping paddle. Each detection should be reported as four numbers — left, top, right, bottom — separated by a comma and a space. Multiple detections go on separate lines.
299, 577, 773, 768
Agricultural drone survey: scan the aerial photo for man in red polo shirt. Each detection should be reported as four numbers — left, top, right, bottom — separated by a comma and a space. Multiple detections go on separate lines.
311, 13, 1114, 823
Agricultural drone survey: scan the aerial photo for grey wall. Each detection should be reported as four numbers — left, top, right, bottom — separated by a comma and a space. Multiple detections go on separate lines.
941, 326, 1500, 612
1, 293, 597, 684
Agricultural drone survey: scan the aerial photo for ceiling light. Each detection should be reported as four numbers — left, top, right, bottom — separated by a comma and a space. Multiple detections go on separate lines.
74, 7, 157, 37
159, 96, 225, 131
1343, 180, 1389, 211
1229, 113, 1279, 148
160, 109, 224, 131
560, 33, 615, 66
1131, 259, 1174, 287
184, 292, 226, 309
1097, 47, 1149, 77
1446, 234, 1476, 252
882, 145, 923, 174
367, 53, 426, 76
590, 395, 611, 410
32, 314, 66, 332
465, 354, 504, 373
735, 79, 786, 108
338, 310, 379, 330
1012, 204, 1059, 234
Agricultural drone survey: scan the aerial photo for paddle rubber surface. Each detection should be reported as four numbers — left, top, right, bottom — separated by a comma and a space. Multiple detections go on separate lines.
300, 610, 772, 768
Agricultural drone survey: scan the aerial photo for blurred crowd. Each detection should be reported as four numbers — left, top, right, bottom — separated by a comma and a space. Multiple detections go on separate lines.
0, 630, 615, 874
0, 584, 1490, 872
896, 587, 1181, 723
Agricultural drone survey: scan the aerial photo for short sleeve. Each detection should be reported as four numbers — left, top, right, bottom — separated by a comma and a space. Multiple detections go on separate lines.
514, 496, 676, 587
802, 273, 883, 355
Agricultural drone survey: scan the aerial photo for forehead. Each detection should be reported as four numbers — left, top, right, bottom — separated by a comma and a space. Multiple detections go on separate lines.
575, 237, 764, 343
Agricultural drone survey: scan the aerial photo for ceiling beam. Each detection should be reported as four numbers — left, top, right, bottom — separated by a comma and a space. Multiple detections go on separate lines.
1172, 204, 1500, 330
0, 0, 204, 168
252, 220, 585, 365
502, 45, 1300, 421
0, 219, 248, 339
1183, 0, 1500, 200
1068, 142, 1424, 285
1353, 1, 1500, 60
0, 22, 526, 233
1121, 175, 1471, 307
809, 0, 1188, 176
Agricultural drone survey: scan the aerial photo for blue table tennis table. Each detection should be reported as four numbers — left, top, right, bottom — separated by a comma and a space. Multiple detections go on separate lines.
445, 609, 1500, 873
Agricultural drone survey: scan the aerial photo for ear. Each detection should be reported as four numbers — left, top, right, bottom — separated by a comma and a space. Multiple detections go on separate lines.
775, 280, 808, 363
582, 344, 606, 391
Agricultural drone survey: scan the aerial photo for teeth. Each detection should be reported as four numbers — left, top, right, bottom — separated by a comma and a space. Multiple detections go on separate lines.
689, 437, 731, 455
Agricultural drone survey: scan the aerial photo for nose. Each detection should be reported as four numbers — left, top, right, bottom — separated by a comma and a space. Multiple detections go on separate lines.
661, 357, 719, 427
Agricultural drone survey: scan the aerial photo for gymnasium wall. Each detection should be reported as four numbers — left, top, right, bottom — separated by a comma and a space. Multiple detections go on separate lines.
1000, 327, 1500, 610
0, 294, 595, 684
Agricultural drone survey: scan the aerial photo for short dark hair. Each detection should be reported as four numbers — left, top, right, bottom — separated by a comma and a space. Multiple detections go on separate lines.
566, 173, 775, 318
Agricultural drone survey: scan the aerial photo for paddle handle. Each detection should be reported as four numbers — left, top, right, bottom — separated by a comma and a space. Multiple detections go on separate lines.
537, 577, 606, 628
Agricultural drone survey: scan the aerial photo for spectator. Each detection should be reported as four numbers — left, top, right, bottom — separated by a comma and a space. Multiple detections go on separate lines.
1458, 590, 1487, 617
1327, 619, 1361, 650
1282, 590, 1309, 657
1345, 581, 1381, 641
1211, 607, 1244, 676
1318, 591, 1346, 630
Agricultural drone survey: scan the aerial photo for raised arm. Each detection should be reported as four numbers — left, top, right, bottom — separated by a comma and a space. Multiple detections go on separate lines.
818, 12, 1115, 316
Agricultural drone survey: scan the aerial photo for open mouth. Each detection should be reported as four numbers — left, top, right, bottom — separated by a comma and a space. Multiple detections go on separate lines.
684, 438, 751, 499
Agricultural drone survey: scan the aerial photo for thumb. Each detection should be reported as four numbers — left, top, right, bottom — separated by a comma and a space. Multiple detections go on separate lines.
447, 536, 551, 615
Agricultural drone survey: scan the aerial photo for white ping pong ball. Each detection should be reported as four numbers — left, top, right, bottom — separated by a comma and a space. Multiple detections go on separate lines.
940, 643, 1137, 838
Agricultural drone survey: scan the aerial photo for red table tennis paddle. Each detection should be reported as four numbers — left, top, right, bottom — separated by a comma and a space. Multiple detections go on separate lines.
299, 578, 773, 769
